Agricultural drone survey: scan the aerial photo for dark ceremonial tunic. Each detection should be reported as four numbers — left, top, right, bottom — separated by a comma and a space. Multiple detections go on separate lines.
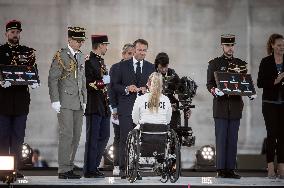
85, 51, 110, 116
206, 55, 247, 119
0, 43, 36, 115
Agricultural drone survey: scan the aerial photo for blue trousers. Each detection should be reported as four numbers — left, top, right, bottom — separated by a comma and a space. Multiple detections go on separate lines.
0, 115, 27, 168
214, 118, 240, 170
84, 114, 110, 174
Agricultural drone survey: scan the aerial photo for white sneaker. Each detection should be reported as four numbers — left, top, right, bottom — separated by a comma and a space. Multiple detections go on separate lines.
113, 166, 120, 176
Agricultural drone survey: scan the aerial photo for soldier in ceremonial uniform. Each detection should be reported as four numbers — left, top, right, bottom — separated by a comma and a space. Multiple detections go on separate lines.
0, 20, 39, 178
206, 34, 255, 179
48, 27, 87, 179
83, 35, 110, 178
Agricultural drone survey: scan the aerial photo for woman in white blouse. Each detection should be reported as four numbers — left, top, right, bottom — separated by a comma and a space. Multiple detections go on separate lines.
132, 72, 172, 127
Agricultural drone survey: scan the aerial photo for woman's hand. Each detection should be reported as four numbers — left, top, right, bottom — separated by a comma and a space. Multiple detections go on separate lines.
274, 72, 284, 85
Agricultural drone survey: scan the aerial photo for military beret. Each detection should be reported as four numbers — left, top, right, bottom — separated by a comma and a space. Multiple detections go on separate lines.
221, 34, 236, 44
6, 20, 22, 32
91, 35, 110, 44
68, 27, 86, 40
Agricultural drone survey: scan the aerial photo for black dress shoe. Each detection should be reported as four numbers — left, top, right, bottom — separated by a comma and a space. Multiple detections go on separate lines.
120, 171, 127, 179
16, 172, 24, 178
84, 171, 105, 178
137, 172, 142, 180
216, 169, 226, 178
58, 170, 81, 179
226, 170, 241, 179
95, 168, 104, 176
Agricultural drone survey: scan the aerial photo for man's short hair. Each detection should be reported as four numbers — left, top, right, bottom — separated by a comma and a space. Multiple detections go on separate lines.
133, 39, 148, 48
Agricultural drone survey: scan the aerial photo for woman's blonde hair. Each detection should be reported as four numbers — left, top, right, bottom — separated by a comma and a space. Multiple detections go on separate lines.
147, 72, 163, 112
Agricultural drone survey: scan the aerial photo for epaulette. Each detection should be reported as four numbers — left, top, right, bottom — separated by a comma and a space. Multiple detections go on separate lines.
53, 48, 77, 80
235, 58, 247, 65
52, 49, 63, 61
208, 57, 219, 63
20, 45, 36, 52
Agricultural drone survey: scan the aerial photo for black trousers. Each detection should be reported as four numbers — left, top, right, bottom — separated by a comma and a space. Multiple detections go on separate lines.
262, 102, 284, 163
112, 123, 120, 166
170, 110, 181, 129
118, 115, 134, 171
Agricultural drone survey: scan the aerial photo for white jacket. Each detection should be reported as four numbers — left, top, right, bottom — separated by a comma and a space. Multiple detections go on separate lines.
132, 93, 172, 125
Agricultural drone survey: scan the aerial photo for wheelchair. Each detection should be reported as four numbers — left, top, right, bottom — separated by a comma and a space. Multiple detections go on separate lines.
125, 123, 181, 183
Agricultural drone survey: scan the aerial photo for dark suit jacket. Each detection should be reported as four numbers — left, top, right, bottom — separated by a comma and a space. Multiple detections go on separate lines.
85, 51, 109, 116
109, 62, 121, 110
257, 55, 284, 101
112, 58, 155, 116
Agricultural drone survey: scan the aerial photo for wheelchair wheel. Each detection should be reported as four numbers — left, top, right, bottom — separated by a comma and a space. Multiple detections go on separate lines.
168, 129, 181, 183
126, 129, 140, 183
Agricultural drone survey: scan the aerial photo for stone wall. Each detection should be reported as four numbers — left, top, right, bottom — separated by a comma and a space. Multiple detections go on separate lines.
0, 0, 283, 167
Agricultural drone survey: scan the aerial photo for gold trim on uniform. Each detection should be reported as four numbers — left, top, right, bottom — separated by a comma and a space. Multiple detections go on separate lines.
53, 50, 77, 80
89, 81, 107, 93
228, 62, 247, 73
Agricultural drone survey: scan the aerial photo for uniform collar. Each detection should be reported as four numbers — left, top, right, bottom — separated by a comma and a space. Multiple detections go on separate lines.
91, 51, 104, 60
68, 44, 79, 56
6, 42, 19, 49
222, 54, 234, 60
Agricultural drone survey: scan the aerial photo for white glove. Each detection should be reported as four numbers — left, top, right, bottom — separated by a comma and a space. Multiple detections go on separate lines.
102, 75, 110, 84
51, 101, 61, 113
248, 94, 257, 100
211, 87, 224, 97
1, 81, 11, 88
82, 103, 86, 113
30, 83, 40, 89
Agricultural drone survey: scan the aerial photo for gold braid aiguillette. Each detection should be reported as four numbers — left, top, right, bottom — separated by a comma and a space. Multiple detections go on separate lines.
53, 50, 77, 80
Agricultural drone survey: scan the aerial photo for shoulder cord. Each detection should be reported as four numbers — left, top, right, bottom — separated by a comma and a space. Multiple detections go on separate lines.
53, 51, 77, 80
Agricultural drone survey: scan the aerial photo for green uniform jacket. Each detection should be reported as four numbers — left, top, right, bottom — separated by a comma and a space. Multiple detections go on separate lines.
48, 47, 87, 110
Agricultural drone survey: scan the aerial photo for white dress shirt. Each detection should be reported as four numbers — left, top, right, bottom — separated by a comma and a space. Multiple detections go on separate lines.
68, 44, 79, 56
133, 56, 143, 73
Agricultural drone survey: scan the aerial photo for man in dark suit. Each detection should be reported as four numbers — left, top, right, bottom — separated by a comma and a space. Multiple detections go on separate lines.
83, 35, 110, 178
112, 39, 155, 178
0, 20, 40, 178
109, 43, 135, 176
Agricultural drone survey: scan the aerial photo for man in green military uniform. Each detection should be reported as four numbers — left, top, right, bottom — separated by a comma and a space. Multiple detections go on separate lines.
48, 27, 87, 179
0, 20, 39, 178
206, 34, 256, 179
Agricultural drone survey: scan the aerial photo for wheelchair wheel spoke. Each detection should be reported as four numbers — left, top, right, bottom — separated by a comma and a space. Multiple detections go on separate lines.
126, 130, 139, 183
168, 129, 181, 183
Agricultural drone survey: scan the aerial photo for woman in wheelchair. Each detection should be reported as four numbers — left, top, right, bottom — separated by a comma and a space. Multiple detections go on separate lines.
132, 72, 172, 127
125, 72, 181, 183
